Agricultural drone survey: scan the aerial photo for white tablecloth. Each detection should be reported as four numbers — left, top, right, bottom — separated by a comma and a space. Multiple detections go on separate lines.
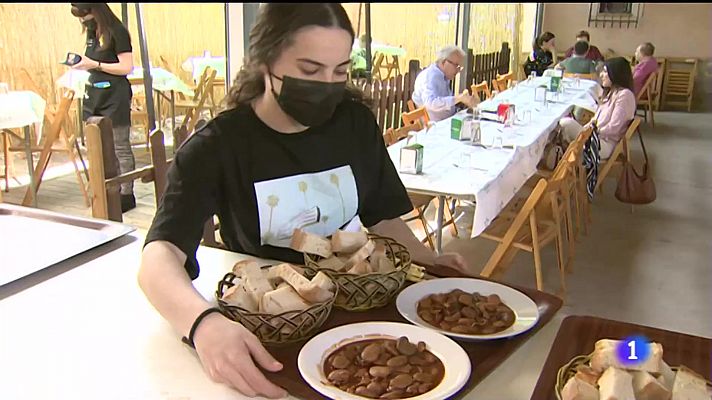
388, 77, 601, 238
57, 67, 195, 99
181, 56, 227, 82
0, 91, 46, 139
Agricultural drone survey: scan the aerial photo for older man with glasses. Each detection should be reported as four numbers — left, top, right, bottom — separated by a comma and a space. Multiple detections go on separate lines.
412, 45, 477, 121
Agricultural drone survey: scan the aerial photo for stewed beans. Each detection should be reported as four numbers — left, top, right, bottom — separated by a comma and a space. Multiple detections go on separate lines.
417, 289, 516, 335
324, 337, 445, 399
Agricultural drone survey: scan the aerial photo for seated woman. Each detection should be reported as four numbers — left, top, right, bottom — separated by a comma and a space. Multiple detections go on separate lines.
524, 31, 557, 77
559, 57, 636, 160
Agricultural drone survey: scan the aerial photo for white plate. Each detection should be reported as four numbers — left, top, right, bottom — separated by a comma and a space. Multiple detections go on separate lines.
297, 321, 470, 400
396, 278, 540, 341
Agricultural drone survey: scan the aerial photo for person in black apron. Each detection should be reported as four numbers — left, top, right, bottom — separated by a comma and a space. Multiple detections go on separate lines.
69, 3, 136, 212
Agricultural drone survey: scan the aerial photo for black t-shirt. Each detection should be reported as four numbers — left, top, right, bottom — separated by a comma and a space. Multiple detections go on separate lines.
84, 22, 132, 83
145, 100, 413, 280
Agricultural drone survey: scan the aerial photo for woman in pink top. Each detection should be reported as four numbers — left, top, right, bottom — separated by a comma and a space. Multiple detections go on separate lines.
560, 57, 636, 159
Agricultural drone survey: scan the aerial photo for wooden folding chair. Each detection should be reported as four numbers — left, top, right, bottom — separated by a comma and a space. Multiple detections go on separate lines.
372, 53, 386, 81
384, 122, 458, 249
563, 72, 597, 81
12, 90, 90, 207
176, 67, 218, 134
402, 106, 431, 129
491, 72, 514, 92
636, 71, 658, 127
471, 80, 492, 101
479, 170, 569, 294
595, 117, 642, 196
406, 100, 417, 112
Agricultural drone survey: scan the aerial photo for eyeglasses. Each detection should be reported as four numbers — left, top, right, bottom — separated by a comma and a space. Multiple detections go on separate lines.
445, 59, 463, 71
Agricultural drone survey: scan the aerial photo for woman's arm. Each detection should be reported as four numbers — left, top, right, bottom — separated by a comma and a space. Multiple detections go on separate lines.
71, 52, 133, 76
138, 241, 287, 399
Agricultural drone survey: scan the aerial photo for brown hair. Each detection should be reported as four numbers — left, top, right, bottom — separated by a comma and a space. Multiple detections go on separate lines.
71, 3, 127, 51
576, 30, 591, 41
225, 4, 368, 109
533, 31, 555, 53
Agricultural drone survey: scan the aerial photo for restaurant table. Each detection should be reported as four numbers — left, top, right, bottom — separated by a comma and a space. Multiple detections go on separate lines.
182, 55, 227, 83
0, 231, 564, 400
57, 67, 194, 135
0, 90, 47, 207
388, 77, 602, 254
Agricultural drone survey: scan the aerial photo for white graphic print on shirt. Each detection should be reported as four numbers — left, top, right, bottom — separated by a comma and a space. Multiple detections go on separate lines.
254, 165, 359, 248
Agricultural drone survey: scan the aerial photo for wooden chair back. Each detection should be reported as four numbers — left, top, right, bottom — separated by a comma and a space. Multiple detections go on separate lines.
563, 72, 597, 81
372, 53, 386, 81
180, 68, 217, 133
636, 71, 658, 103
407, 100, 417, 112
661, 57, 698, 112
402, 106, 430, 128
383, 120, 424, 146
471, 80, 492, 101
491, 72, 514, 92
480, 178, 549, 277
595, 117, 642, 193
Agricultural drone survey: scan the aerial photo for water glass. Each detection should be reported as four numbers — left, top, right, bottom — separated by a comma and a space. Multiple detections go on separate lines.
491, 132, 503, 149
459, 151, 472, 168
575, 76, 581, 88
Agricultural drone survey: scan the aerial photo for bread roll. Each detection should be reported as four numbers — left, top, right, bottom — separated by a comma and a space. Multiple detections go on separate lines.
317, 256, 348, 271
344, 240, 375, 268
331, 230, 368, 253
659, 361, 676, 392
259, 285, 311, 314
232, 260, 260, 277
369, 245, 396, 273
671, 366, 711, 400
276, 263, 333, 303
242, 264, 274, 305
290, 229, 332, 258
591, 339, 663, 374
575, 365, 601, 386
598, 367, 635, 400
632, 370, 671, 400
347, 260, 372, 275
561, 376, 599, 400
311, 271, 335, 293
221, 282, 258, 312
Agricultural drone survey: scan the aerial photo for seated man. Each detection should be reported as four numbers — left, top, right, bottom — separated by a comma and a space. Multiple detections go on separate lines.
557, 41, 598, 74
412, 45, 477, 122
564, 30, 604, 62
632, 42, 658, 96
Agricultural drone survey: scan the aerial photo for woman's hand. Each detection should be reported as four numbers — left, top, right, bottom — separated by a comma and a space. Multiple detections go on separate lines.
71, 56, 100, 71
193, 313, 288, 399
434, 252, 471, 276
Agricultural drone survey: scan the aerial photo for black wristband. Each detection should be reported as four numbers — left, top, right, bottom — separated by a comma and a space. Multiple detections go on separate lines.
181, 307, 224, 349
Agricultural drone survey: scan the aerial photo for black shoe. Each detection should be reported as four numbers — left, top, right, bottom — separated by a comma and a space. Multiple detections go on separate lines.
121, 194, 136, 213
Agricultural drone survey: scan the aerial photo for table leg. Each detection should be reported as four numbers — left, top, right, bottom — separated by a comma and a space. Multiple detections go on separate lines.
436, 195, 445, 255
24, 126, 37, 207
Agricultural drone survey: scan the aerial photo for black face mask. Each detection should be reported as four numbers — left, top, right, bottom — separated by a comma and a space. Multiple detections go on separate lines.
269, 71, 346, 127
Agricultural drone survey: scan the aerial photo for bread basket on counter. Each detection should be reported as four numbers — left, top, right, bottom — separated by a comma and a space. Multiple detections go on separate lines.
302, 234, 411, 312
216, 270, 335, 346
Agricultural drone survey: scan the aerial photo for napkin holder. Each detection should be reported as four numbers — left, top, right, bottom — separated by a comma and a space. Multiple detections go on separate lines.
450, 115, 465, 140
497, 103, 516, 124
399, 135, 423, 175
549, 75, 562, 93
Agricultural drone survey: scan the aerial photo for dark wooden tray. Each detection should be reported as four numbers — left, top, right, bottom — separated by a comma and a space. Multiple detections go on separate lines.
262, 265, 563, 399
530, 315, 712, 400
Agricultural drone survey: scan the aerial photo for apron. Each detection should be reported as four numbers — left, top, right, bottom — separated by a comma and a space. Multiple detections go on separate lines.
82, 78, 132, 127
